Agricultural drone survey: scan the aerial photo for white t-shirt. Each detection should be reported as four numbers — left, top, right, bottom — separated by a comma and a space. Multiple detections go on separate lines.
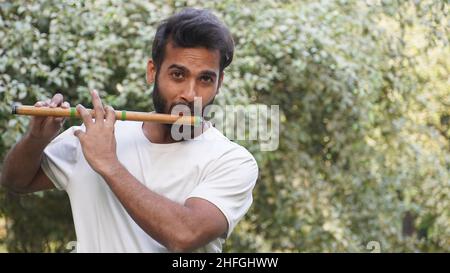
40, 120, 258, 253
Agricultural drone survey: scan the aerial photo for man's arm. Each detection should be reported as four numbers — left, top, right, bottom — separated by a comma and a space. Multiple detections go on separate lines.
1, 134, 54, 193
100, 162, 228, 252
0, 94, 70, 193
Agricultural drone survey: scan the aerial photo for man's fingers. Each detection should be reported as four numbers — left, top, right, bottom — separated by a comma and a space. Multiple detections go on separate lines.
54, 117, 65, 124
34, 101, 44, 107
104, 106, 116, 128
73, 129, 85, 140
76, 104, 93, 128
91, 89, 105, 122
31, 101, 47, 125
54, 102, 70, 124
61, 101, 70, 108
50, 93, 64, 107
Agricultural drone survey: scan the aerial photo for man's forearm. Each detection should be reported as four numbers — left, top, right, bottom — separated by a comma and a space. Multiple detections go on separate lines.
99, 161, 201, 252
0, 133, 49, 191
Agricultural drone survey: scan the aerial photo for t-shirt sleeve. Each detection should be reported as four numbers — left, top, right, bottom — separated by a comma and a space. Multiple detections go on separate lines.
40, 126, 82, 191
186, 146, 259, 239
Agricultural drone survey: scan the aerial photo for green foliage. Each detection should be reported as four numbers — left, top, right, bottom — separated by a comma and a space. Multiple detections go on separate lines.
0, 0, 448, 252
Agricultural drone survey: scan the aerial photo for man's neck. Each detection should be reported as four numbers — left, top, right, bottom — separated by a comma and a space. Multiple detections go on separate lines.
142, 121, 177, 144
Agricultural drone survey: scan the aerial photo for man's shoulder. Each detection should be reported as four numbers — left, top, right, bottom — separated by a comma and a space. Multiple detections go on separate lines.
201, 126, 257, 165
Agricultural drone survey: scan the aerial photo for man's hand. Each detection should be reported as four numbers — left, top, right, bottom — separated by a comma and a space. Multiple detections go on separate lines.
0, 92, 70, 193
74, 90, 119, 176
29, 93, 70, 142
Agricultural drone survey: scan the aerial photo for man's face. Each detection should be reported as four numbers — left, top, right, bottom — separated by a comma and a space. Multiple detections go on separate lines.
148, 42, 222, 117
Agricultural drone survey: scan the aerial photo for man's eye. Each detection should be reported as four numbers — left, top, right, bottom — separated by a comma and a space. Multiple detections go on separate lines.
200, 76, 213, 83
171, 71, 184, 80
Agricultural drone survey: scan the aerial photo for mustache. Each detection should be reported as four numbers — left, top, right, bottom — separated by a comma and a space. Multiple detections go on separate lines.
169, 101, 196, 116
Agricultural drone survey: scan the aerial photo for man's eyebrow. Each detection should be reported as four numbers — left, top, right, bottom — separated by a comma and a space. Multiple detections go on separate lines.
200, 70, 217, 78
168, 64, 188, 72
168, 64, 217, 78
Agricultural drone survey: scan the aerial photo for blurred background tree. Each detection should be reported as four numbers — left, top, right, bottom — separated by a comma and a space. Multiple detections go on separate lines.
0, 0, 448, 252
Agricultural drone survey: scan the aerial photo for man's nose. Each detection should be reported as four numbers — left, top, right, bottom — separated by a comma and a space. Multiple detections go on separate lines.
179, 80, 196, 102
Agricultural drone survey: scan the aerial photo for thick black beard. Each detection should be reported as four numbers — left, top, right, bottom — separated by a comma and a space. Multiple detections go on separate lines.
152, 81, 172, 132
152, 80, 167, 114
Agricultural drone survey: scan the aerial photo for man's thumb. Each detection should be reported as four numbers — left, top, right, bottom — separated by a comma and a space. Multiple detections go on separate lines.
74, 129, 84, 139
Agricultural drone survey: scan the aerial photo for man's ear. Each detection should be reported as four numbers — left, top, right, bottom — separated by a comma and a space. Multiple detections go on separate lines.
146, 59, 156, 84
216, 71, 224, 94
